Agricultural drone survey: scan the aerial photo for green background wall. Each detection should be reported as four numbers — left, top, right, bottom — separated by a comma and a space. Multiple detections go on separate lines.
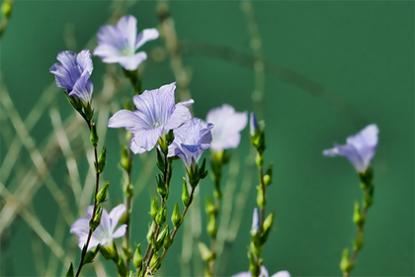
0, 0, 413, 276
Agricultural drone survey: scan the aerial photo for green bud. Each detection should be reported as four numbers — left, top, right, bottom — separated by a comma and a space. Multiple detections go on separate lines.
100, 244, 117, 259
255, 153, 264, 167
120, 146, 131, 172
155, 207, 166, 225
256, 185, 265, 208
207, 214, 217, 238
353, 202, 364, 227
84, 247, 99, 264
65, 263, 74, 277
171, 203, 181, 227
89, 123, 98, 147
133, 243, 143, 269
1, 0, 13, 18
198, 242, 214, 262
205, 198, 216, 215
149, 251, 160, 271
262, 213, 274, 243
95, 182, 109, 204
96, 147, 106, 173
150, 197, 158, 219
340, 248, 353, 273
156, 174, 167, 198
163, 229, 172, 248
181, 181, 190, 206
90, 207, 102, 230
263, 174, 272, 186
156, 226, 169, 249
146, 222, 156, 244
248, 241, 260, 260
353, 231, 364, 252
156, 148, 165, 172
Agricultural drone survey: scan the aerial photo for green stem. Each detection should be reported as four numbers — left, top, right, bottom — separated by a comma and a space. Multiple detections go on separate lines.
75, 121, 101, 277
341, 169, 374, 277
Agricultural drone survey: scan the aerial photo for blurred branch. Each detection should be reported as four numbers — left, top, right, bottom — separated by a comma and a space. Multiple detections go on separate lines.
157, 1, 192, 102
241, 0, 266, 116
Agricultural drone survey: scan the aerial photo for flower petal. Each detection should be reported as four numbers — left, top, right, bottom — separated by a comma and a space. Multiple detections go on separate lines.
117, 52, 147, 71
129, 127, 163, 154
108, 110, 149, 132
270, 271, 291, 277
109, 204, 126, 229
165, 99, 194, 130
135, 28, 160, 49
116, 15, 137, 50
112, 224, 127, 238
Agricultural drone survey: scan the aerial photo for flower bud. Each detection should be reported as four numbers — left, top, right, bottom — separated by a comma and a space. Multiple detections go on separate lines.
263, 174, 271, 186
120, 146, 131, 172
340, 248, 353, 273
256, 185, 265, 208
155, 207, 166, 225
96, 147, 106, 173
90, 207, 102, 230
95, 182, 109, 204
84, 247, 99, 264
198, 242, 214, 262
100, 244, 116, 260
181, 180, 190, 207
207, 214, 217, 238
89, 123, 98, 147
133, 244, 143, 269
150, 197, 158, 219
353, 202, 364, 227
171, 203, 181, 227
205, 198, 216, 215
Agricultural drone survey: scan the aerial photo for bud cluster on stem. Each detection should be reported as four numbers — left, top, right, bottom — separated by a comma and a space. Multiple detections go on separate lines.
248, 114, 274, 277
71, 101, 108, 277
340, 168, 375, 277
199, 150, 230, 276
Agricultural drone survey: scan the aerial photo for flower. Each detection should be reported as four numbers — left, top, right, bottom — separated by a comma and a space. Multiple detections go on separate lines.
49, 50, 93, 103
70, 204, 127, 250
323, 124, 379, 173
94, 15, 159, 71
206, 104, 247, 151
249, 112, 259, 136
233, 267, 290, 277
108, 82, 193, 154
168, 118, 214, 167
251, 208, 260, 234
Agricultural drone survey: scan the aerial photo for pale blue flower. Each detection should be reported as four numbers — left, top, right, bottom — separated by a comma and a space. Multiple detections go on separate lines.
168, 118, 213, 167
323, 124, 379, 173
206, 104, 247, 151
249, 112, 259, 136
251, 208, 260, 234
108, 82, 193, 154
94, 15, 159, 70
49, 50, 93, 103
233, 267, 290, 277
70, 204, 126, 250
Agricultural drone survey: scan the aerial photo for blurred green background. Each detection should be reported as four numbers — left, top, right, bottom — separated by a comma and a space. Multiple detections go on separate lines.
0, 0, 413, 276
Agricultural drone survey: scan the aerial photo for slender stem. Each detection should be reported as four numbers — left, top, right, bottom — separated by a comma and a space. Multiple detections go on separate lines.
75, 121, 101, 277
159, 186, 195, 263
122, 150, 133, 266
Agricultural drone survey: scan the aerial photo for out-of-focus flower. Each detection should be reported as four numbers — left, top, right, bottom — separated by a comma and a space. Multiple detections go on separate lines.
251, 208, 260, 234
94, 15, 159, 71
233, 266, 290, 277
70, 204, 127, 250
323, 124, 379, 173
206, 104, 247, 151
249, 112, 259, 137
108, 82, 193, 154
49, 50, 93, 103
168, 118, 213, 167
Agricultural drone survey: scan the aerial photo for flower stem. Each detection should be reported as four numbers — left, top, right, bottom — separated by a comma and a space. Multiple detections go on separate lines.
75, 120, 102, 277
341, 169, 374, 277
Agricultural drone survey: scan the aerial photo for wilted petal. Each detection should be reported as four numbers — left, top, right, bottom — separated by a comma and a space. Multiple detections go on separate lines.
251, 208, 259, 233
